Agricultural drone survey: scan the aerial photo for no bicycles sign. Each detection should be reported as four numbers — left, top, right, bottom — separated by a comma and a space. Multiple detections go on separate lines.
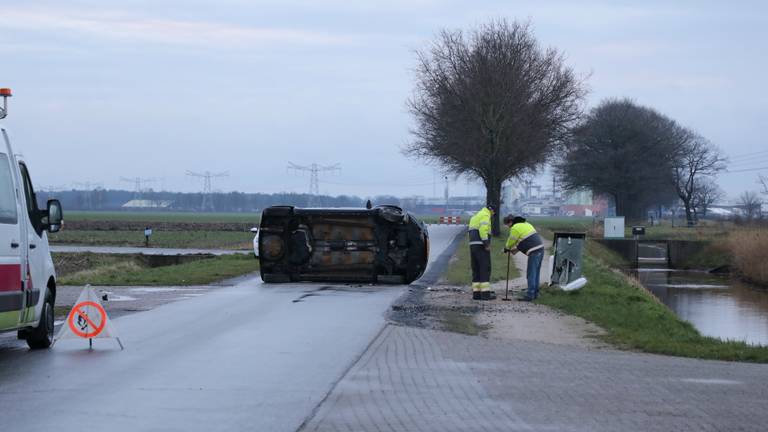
67, 301, 107, 338
55, 285, 124, 350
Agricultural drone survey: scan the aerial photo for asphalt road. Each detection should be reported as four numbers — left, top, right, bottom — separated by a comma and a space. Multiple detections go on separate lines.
0, 225, 464, 432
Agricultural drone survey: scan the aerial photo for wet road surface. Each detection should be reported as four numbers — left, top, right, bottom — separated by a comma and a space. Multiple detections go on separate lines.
0, 225, 464, 431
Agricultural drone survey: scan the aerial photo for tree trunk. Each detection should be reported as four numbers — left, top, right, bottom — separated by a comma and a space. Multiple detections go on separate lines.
484, 179, 502, 237
683, 199, 695, 227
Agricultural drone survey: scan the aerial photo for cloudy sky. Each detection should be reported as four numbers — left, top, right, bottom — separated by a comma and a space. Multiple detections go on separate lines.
1, 0, 766, 200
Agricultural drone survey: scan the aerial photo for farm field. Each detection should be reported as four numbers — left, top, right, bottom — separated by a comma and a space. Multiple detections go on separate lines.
49, 230, 253, 250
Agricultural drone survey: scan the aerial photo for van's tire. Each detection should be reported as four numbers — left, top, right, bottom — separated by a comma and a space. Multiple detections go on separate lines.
26, 291, 54, 349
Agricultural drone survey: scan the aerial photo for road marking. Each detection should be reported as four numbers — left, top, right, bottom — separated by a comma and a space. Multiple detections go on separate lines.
681, 378, 743, 385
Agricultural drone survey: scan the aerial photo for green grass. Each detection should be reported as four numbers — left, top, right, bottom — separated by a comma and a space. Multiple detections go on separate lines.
50, 230, 253, 249
537, 248, 768, 362
64, 211, 260, 223
445, 227, 520, 286
528, 216, 595, 232
59, 254, 258, 286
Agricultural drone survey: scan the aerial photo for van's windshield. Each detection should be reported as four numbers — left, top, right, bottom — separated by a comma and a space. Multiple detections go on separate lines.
0, 152, 18, 224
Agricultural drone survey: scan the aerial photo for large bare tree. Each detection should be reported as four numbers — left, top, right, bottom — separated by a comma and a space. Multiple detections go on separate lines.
557, 99, 680, 220
671, 132, 726, 226
406, 20, 586, 234
739, 191, 762, 221
692, 178, 724, 219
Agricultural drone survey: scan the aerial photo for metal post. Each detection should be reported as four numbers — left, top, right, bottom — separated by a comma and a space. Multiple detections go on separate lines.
503, 252, 512, 301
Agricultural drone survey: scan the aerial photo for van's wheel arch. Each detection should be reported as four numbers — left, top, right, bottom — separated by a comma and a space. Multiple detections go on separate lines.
26, 289, 54, 350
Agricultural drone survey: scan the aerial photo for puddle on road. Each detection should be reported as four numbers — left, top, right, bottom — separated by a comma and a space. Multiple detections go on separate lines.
129, 287, 206, 293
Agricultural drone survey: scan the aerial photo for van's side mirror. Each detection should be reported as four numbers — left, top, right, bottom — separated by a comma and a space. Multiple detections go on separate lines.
45, 199, 63, 233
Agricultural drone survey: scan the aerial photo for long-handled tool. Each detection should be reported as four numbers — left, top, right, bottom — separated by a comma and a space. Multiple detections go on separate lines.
503, 251, 512, 301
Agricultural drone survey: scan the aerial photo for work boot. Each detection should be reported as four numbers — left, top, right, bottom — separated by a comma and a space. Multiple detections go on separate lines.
479, 282, 491, 300
472, 283, 482, 300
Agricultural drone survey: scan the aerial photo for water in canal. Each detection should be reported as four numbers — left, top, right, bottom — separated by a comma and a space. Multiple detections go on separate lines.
635, 243, 768, 346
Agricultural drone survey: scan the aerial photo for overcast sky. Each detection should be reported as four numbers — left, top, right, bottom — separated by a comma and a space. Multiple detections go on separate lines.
1, 0, 766, 201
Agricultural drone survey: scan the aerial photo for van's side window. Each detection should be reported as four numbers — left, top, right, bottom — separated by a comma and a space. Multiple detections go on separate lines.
19, 163, 43, 236
0, 152, 18, 225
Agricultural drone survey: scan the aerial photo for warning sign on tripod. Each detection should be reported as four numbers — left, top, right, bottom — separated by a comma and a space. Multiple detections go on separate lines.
54, 285, 124, 350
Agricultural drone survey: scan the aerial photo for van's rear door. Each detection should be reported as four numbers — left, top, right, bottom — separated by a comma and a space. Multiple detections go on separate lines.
0, 129, 22, 330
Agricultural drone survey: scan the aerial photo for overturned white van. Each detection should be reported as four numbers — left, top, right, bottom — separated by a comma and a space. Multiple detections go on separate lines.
0, 88, 63, 349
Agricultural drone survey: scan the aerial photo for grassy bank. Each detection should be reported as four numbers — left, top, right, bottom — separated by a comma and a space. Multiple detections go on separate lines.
50, 230, 253, 250
57, 253, 258, 286
728, 229, 768, 286
444, 227, 520, 286
538, 242, 768, 362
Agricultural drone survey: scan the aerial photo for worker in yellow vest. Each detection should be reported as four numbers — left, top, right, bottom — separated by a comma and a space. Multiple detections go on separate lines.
468, 205, 495, 300
503, 215, 544, 301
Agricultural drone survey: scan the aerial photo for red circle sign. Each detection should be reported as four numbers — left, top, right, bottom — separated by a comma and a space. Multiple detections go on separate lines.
67, 301, 107, 338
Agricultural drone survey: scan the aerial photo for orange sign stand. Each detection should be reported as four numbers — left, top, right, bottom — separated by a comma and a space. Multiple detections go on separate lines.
55, 285, 124, 350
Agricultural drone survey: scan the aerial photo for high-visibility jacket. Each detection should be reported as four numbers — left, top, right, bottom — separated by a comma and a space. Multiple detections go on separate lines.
468, 207, 492, 246
505, 222, 544, 255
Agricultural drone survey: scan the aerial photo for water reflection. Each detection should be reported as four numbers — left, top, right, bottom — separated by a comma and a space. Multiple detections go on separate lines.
634, 243, 768, 346
638, 270, 768, 346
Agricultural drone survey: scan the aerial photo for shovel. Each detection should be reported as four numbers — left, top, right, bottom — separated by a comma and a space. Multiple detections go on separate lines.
503, 251, 512, 301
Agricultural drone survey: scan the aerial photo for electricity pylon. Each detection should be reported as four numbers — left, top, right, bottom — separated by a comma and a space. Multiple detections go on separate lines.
121, 177, 155, 200
186, 170, 228, 211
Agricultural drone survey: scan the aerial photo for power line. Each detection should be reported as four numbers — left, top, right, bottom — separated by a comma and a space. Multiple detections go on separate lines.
186, 170, 229, 211
318, 179, 433, 188
722, 166, 768, 174
729, 149, 768, 160
727, 156, 768, 167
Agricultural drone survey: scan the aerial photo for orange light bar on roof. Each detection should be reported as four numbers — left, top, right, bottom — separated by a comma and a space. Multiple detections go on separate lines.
0, 88, 11, 97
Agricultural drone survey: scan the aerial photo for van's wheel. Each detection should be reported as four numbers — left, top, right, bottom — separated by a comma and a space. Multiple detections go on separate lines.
26, 291, 54, 349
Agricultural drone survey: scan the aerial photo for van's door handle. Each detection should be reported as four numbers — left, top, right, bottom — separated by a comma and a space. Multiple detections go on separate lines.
29, 244, 36, 249
10, 242, 19, 248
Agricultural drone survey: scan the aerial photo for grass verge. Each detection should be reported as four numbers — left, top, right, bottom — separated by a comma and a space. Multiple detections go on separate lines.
59, 254, 258, 286
537, 246, 768, 362
444, 227, 520, 286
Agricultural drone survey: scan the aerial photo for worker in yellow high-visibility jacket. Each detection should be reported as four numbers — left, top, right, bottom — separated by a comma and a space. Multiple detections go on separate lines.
468, 205, 495, 300
503, 215, 544, 301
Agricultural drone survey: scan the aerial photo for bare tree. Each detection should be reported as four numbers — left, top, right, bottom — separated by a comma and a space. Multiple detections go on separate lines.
557, 99, 680, 220
672, 132, 726, 226
691, 178, 724, 219
407, 19, 586, 234
739, 191, 762, 221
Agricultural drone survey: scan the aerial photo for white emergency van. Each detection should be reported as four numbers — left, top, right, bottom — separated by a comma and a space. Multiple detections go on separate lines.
0, 88, 63, 349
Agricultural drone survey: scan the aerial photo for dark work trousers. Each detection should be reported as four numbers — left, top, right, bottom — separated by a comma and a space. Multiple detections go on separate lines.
470, 244, 491, 283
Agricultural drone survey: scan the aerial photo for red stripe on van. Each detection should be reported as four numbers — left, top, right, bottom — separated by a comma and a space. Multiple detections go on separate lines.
0, 264, 22, 292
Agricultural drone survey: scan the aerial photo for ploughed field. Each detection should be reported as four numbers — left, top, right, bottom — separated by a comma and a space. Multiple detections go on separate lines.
49, 211, 260, 249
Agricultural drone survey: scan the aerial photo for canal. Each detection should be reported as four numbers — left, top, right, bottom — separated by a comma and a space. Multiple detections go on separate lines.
635, 242, 768, 346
